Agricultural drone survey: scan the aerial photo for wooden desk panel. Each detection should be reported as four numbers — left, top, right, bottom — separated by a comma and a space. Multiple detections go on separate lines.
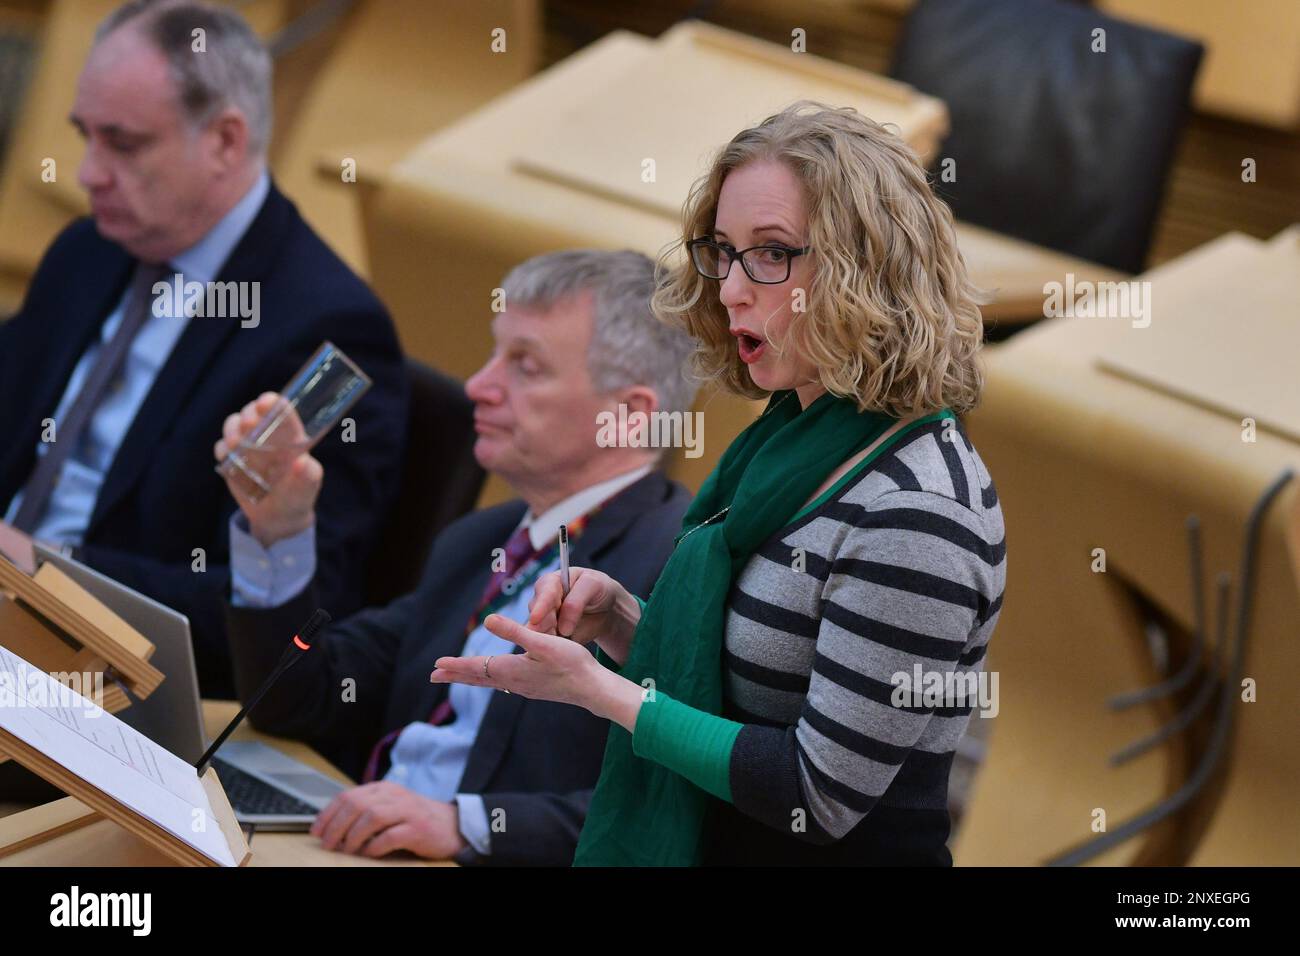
955, 229, 1300, 866
1099, 0, 1300, 129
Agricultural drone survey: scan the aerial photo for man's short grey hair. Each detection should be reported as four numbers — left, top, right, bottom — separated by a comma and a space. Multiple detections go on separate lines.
95, 0, 273, 156
501, 250, 699, 419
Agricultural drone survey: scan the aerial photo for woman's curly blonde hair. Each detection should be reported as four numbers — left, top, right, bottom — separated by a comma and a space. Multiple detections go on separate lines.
651, 101, 987, 417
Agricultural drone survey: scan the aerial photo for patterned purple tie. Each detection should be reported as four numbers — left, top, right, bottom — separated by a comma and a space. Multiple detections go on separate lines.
488, 524, 539, 598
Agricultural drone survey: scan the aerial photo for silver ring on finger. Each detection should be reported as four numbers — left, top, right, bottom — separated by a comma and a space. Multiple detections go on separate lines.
484, 655, 510, 693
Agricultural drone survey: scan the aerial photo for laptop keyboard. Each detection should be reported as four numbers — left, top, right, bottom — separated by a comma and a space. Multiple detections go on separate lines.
212, 757, 318, 817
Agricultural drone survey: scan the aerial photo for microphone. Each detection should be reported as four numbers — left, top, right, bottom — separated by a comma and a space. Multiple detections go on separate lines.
195, 609, 331, 776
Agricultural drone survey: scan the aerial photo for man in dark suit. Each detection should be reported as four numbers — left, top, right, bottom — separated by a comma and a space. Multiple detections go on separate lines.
219, 250, 698, 865
0, 0, 407, 699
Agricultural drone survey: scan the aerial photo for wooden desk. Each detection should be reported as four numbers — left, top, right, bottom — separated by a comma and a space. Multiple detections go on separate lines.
0, 700, 451, 866
954, 228, 1300, 866
360, 20, 1126, 505
1099, 0, 1300, 129
954, 221, 1131, 328
369, 21, 948, 382
272, 0, 541, 276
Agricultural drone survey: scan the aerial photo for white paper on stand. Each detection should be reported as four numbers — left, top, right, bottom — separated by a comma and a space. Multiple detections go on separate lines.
0, 642, 236, 866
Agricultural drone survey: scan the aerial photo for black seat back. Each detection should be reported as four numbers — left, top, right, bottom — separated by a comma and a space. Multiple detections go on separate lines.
363, 357, 485, 606
892, 0, 1203, 272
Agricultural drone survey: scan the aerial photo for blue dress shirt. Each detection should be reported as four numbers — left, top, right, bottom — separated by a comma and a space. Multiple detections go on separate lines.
4, 171, 271, 543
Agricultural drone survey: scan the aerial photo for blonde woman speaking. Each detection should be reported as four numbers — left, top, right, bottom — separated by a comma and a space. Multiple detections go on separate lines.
433, 102, 1007, 866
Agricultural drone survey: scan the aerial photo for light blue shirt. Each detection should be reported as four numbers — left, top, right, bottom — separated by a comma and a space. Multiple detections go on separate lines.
5, 171, 271, 543
387, 556, 554, 857
228, 463, 654, 859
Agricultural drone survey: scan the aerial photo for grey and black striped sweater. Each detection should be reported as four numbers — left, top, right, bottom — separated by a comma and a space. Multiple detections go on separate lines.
703, 416, 1006, 865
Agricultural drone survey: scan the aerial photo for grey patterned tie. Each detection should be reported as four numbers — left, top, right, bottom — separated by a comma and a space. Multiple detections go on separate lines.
11, 262, 172, 533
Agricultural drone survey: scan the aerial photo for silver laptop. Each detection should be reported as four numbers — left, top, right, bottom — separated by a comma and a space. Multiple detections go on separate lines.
35, 543, 346, 830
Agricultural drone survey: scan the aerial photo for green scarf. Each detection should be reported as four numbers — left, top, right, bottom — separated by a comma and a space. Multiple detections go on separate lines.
573, 388, 898, 866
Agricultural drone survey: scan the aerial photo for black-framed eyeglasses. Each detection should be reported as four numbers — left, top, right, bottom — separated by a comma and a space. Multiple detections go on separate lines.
687, 238, 809, 284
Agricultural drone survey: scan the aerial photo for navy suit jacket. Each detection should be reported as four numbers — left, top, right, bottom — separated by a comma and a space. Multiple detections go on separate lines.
0, 182, 409, 698
224, 469, 692, 866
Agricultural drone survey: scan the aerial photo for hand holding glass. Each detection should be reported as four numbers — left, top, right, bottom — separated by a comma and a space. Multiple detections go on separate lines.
215, 341, 371, 502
